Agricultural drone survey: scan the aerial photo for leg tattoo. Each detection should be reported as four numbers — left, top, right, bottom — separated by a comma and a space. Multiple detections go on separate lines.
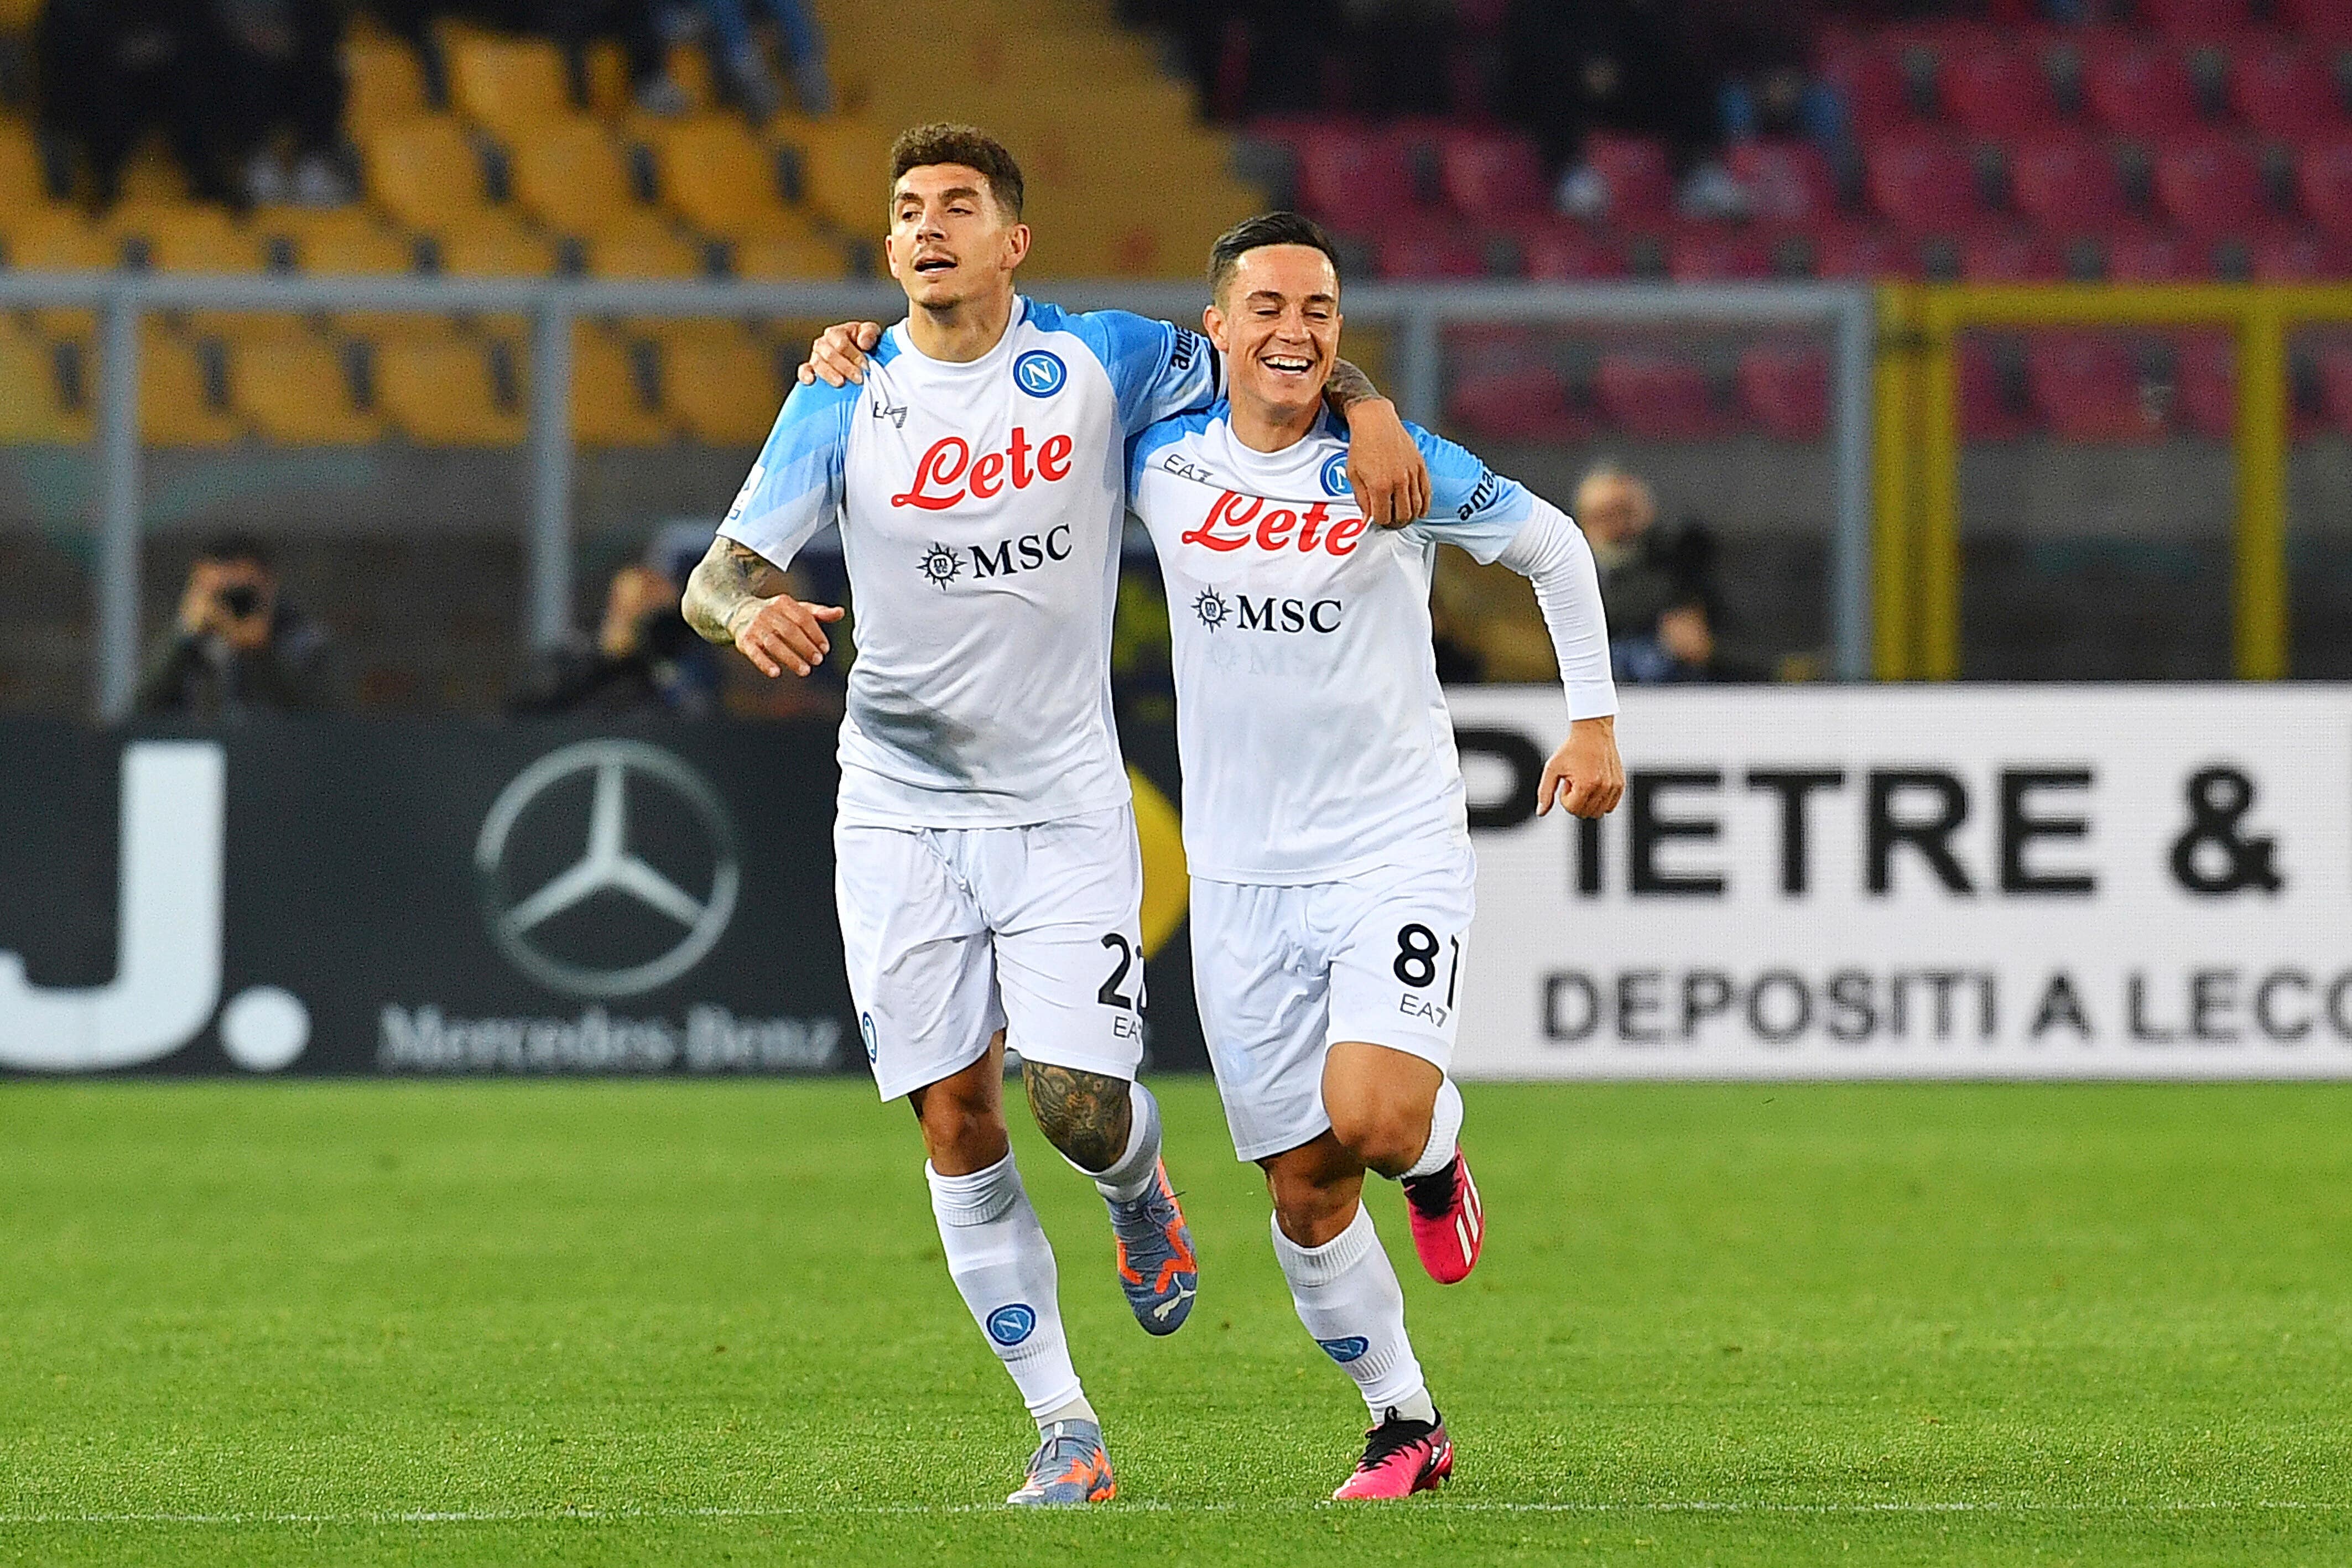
1023, 1061, 1132, 1173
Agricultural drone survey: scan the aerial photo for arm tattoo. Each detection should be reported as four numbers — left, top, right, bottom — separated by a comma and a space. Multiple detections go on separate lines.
681, 539, 782, 645
1323, 358, 1384, 416
1022, 1061, 1133, 1173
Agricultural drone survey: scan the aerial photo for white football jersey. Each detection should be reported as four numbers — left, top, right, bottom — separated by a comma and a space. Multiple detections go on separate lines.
1128, 404, 1615, 884
719, 298, 1217, 827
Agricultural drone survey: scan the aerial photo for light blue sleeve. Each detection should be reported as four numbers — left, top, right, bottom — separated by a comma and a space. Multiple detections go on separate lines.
1057, 307, 1221, 436
715, 376, 856, 565
1399, 423, 1538, 564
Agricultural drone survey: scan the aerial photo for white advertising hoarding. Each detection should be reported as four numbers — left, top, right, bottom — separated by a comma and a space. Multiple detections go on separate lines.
1450, 685, 2352, 1079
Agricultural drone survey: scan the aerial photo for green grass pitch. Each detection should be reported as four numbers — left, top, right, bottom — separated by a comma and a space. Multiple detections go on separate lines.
3, 1079, 2349, 1565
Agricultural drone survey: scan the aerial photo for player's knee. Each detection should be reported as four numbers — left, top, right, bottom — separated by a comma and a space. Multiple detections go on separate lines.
1324, 1081, 1433, 1175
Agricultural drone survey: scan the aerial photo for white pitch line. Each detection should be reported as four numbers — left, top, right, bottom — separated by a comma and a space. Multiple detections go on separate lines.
1, 1500, 2345, 1527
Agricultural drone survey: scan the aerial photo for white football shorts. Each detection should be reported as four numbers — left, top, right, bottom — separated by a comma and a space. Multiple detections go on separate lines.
834, 805, 1148, 1101
1189, 838, 1476, 1161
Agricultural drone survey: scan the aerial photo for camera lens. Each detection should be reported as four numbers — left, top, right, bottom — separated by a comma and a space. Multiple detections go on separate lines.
221, 586, 260, 617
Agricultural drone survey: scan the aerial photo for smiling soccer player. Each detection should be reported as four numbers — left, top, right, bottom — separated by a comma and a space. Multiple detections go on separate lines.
1126, 212, 1625, 1499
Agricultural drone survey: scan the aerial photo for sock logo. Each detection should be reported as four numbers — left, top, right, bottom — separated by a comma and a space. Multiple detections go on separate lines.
1317, 1335, 1370, 1364
987, 1304, 1038, 1346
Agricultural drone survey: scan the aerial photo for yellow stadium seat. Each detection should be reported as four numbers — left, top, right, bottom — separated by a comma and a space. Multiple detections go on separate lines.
0, 324, 84, 442
0, 123, 45, 208
141, 331, 243, 446
732, 232, 849, 280
647, 117, 810, 241
263, 208, 417, 275
376, 334, 525, 445
5, 204, 119, 271
434, 212, 558, 277
664, 43, 719, 114
344, 34, 430, 132
361, 116, 493, 232
118, 140, 188, 202
236, 336, 383, 444
0, 0, 40, 26
583, 40, 632, 118
117, 204, 264, 274
585, 229, 707, 280
508, 116, 663, 238
448, 34, 571, 138
770, 116, 890, 230
570, 329, 673, 446
667, 333, 783, 445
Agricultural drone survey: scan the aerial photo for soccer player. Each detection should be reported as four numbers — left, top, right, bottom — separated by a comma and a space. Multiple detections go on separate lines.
1123, 213, 1624, 1499
680, 129, 1428, 1507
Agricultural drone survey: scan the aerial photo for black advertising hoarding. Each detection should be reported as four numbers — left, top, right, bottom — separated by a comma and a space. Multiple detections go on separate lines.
0, 718, 1208, 1077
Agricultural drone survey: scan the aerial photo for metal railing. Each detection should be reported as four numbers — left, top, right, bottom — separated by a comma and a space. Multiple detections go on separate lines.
0, 274, 1876, 718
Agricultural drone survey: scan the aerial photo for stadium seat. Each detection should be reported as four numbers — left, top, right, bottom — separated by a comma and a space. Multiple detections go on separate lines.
361, 117, 495, 232
2313, 343, 2352, 435
1446, 364, 1589, 442
236, 336, 383, 443
2105, 227, 2204, 280
509, 116, 662, 238
1737, 342, 1829, 440
1594, 351, 1727, 439
2172, 332, 2237, 439
268, 209, 417, 275
2298, 138, 2352, 241
343, 33, 430, 132
376, 334, 525, 445
448, 33, 571, 139
1818, 38, 1914, 135
2152, 134, 2267, 237
1865, 133, 1986, 228
1940, 47, 2060, 136
3, 204, 118, 270
571, 330, 672, 446
667, 332, 785, 445
2228, 45, 2345, 141
1376, 225, 1486, 279
1668, 225, 1772, 281
1512, 220, 1626, 280
1580, 134, 1674, 221
731, 233, 850, 279
0, 121, 47, 208
1438, 133, 1545, 219
433, 213, 559, 277
771, 116, 892, 229
646, 117, 806, 239
1725, 140, 1836, 222
2242, 227, 2349, 279
1293, 127, 1422, 228
1958, 336, 2036, 440
1958, 226, 2065, 281
1812, 222, 1917, 279
141, 331, 243, 445
0, 324, 84, 442
2025, 332, 2160, 440
2279, 0, 2352, 41
2082, 39, 2203, 136
584, 230, 709, 279
2006, 134, 2126, 231
2140, 0, 2254, 40
118, 204, 265, 274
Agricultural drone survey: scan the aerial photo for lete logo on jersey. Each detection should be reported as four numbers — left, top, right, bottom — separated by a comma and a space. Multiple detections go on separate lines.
891, 428, 1076, 510
1182, 491, 1370, 556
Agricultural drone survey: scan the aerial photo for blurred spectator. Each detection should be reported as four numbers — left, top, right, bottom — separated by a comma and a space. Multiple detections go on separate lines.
1575, 463, 1765, 684
509, 561, 719, 717
685, 0, 834, 120
1503, 0, 1715, 176
370, 0, 691, 116
138, 534, 338, 716
36, 0, 243, 208
218, 0, 355, 206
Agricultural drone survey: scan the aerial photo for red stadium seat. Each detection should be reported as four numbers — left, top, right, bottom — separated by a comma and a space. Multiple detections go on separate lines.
1726, 139, 1836, 222
1940, 48, 2060, 136
2105, 227, 2204, 281
2140, 0, 2254, 40
1294, 128, 1420, 227
1512, 220, 1626, 279
2083, 39, 2203, 137
2245, 227, 2349, 278
1960, 226, 2065, 281
1865, 133, 1985, 228
2313, 343, 2352, 435
1818, 38, 1914, 136
2025, 333, 2160, 440
2278, 0, 2352, 41
2298, 138, 2352, 241
2173, 333, 2237, 439
1668, 224, 1772, 281
2006, 133, 2126, 231
1594, 351, 1727, 439
2228, 46, 2346, 141
2152, 134, 2266, 238
1377, 224, 1486, 279
1448, 364, 1589, 442
1581, 134, 1674, 221
1738, 342, 1829, 440
1812, 221, 1918, 279
1439, 133, 1545, 220
1959, 337, 2036, 440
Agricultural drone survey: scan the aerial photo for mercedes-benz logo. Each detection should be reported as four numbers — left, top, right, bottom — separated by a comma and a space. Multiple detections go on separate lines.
475, 739, 740, 999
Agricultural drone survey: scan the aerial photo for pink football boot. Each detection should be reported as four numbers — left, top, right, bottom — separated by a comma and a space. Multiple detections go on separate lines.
1400, 1147, 1484, 1284
1331, 1408, 1453, 1500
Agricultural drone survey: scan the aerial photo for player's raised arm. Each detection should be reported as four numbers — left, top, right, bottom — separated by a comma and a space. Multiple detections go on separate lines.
1323, 362, 1429, 529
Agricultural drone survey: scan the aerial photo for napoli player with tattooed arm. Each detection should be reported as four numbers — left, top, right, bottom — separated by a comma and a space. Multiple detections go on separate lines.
1127, 213, 1624, 1499
680, 128, 1429, 1507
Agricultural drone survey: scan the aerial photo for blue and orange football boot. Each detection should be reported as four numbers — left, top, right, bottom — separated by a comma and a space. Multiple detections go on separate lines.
1006, 1419, 1117, 1507
1106, 1160, 1198, 1334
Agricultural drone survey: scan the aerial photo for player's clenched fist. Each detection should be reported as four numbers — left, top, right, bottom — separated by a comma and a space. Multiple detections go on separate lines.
727, 595, 845, 678
1536, 716, 1625, 819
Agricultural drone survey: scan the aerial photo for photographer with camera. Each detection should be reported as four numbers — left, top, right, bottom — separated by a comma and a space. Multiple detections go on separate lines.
136, 534, 337, 717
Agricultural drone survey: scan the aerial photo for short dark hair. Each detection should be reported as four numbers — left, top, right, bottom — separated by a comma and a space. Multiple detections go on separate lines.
889, 123, 1024, 218
199, 532, 272, 571
1207, 211, 1341, 302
